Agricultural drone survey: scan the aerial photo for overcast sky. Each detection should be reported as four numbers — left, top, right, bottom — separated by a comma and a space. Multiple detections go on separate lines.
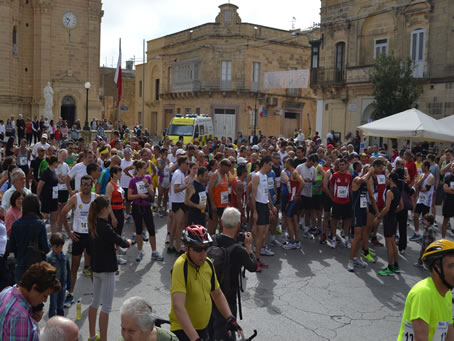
100, 0, 321, 67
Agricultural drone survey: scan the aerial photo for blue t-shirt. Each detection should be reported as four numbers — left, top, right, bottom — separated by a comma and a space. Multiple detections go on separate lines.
97, 168, 111, 194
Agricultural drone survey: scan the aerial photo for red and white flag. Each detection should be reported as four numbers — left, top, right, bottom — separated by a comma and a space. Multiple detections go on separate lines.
114, 38, 122, 106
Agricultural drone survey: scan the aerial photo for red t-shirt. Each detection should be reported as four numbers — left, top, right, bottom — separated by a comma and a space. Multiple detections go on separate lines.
330, 171, 352, 204
405, 160, 417, 184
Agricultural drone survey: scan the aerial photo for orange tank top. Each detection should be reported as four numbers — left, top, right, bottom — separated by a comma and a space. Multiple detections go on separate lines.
213, 172, 229, 208
110, 181, 125, 210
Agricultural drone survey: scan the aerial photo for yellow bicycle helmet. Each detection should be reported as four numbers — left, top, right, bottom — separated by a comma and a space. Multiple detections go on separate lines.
422, 239, 454, 290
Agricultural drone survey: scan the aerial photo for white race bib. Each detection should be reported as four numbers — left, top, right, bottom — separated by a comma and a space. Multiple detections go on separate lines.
360, 194, 367, 208
78, 211, 89, 233
221, 191, 229, 204
377, 174, 386, 185
403, 321, 414, 341
118, 186, 125, 200
52, 186, 58, 199
267, 177, 274, 190
337, 186, 348, 199
450, 181, 454, 189
19, 157, 27, 166
275, 177, 281, 188
58, 183, 67, 191
199, 192, 207, 205
434, 321, 449, 341
136, 181, 148, 194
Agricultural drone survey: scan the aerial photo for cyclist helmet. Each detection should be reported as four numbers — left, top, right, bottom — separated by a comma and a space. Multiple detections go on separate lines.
422, 239, 454, 289
183, 225, 213, 246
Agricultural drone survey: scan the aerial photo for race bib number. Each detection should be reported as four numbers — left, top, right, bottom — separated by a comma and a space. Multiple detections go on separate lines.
199, 192, 207, 205
136, 181, 148, 194
360, 195, 367, 208
221, 191, 229, 204
450, 181, 454, 189
434, 321, 449, 341
58, 183, 67, 191
78, 211, 89, 233
377, 174, 386, 185
268, 177, 274, 190
118, 187, 125, 200
52, 186, 58, 199
417, 168, 423, 176
275, 177, 280, 188
403, 321, 414, 341
337, 186, 348, 199
19, 157, 27, 166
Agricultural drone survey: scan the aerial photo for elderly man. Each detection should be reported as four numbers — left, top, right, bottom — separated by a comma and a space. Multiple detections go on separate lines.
31, 133, 50, 157
40, 316, 79, 341
1, 169, 31, 214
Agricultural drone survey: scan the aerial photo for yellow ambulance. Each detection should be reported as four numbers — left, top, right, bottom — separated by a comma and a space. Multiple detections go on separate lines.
165, 114, 214, 145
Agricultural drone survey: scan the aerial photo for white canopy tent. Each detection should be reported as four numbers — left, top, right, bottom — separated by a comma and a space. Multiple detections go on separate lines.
439, 115, 454, 126
358, 108, 454, 143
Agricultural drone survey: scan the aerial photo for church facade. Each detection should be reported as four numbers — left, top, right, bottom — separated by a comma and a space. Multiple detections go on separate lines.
0, 0, 102, 126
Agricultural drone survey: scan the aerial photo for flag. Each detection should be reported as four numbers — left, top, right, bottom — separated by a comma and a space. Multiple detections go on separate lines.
114, 38, 122, 106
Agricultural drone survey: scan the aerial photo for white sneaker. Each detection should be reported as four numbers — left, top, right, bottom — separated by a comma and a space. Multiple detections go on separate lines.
117, 256, 127, 265
282, 241, 296, 250
353, 257, 367, 268
347, 260, 354, 272
328, 238, 337, 249
345, 237, 351, 249
260, 246, 275, 256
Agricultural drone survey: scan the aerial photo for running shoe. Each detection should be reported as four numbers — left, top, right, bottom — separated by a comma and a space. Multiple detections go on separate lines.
142, 231, 149, 242
327, 237, 337, 249
371, 238, 384, 247
131, 233, 137, 245
82, 267, 92, 277
320, 233, 327, 244
152, 251, 164, 261
378, 267, 394, 276
117, 256, 127, 265
362, 251, 376, 263
260, 246, 275, 256
270, 238, 282, 247
136, 251, 144, 262
345, 237, 351, 249
409, 232, 421, 241
391, 265, 402, 273
368, 247, 376, 256
347, 260, 355, 272
165, 232, 170, 244
256, 263, 262, 272
257, 260, 269, 268
63, 293, 74, 308
282, 241, 296, 250
126, 215, 132, 223
88, 334, 100, 341
309, 227, 320, 236
353, 257, 367, 268
303, 230, 314, 239
118, 247, 127, 256
414, 236, 423, 244
294, 241, 301, 249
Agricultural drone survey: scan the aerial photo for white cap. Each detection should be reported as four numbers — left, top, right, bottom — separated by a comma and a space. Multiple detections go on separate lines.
41, 133, 48, 139
251, 145, 259, 150
176, 149, 186, 156
237, 157, 247, 165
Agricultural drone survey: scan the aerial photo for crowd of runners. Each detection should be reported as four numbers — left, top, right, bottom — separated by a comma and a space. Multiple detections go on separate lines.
0, 117, 453, 340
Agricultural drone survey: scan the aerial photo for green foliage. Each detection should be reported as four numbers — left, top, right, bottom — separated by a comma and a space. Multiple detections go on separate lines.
369, 54, 423, 120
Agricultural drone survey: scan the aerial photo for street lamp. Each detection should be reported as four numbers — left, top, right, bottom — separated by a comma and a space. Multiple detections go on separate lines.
84, 81, 91, 131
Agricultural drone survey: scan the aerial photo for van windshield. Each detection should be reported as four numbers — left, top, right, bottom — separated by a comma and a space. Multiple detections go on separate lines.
168, 124, 193, 136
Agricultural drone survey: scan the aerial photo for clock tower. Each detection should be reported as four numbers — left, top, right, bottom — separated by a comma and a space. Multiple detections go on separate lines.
0, 0, 103, 125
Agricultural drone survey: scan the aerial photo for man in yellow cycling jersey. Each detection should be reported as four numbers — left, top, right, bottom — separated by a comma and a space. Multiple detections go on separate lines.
169, 225, 244, 341
397, 239, 454, 341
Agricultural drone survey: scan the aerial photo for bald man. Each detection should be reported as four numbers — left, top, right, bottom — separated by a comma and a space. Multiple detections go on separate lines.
40, 316, 79, 341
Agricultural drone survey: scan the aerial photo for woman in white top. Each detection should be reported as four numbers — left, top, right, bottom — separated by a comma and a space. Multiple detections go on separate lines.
55, 149, 70, 233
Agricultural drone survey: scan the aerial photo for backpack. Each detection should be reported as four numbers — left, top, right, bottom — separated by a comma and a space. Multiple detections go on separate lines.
207, 235, 235, 298
24, 237, 46, 269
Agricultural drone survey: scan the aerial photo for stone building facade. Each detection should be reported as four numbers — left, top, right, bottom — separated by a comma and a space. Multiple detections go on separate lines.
100, 63, 136, 128
136, 3, 317, 139
311, 0, 454, 141
0, 0, 102, 125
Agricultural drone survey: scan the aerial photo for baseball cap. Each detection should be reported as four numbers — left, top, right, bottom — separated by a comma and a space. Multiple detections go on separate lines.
176, 149, 186, 156
41, 133, 48, 139
327, 144, 334, 150
237, 157, 247, 165
252, 145, 259, 150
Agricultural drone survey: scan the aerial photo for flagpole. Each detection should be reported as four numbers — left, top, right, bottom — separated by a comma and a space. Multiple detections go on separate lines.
116, 38, 121, 129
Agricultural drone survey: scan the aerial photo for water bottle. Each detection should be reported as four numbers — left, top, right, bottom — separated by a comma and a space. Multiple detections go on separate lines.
76, 299, 81, 320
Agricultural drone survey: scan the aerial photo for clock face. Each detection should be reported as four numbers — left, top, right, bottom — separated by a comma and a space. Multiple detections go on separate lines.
62, 12, 77, 29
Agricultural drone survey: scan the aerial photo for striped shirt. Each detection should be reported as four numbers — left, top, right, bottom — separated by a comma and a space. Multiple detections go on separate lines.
0, 286, 39, 341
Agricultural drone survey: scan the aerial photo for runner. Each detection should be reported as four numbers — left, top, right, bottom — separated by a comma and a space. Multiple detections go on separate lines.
441, 162, 454, 238
207, 159, 231, 235
412, 160, 435, 242
184, 167, 209, 226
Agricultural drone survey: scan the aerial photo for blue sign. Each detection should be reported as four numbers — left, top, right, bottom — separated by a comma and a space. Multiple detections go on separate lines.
120, 105, 128, 110
262, 108, 268, 117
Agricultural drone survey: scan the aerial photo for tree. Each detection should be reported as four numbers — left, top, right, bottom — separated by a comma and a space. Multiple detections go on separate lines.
369, 54, 423, 120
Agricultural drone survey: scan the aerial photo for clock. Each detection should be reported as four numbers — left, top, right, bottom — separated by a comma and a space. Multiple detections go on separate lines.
62, 12, 77, 29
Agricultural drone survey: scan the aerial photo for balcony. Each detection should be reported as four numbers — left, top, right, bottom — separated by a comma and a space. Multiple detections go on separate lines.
310, 67, 345, 87
345, 65, 374, 84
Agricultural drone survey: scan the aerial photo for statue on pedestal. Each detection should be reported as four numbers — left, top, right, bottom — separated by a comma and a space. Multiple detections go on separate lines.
43, 81, 54, 120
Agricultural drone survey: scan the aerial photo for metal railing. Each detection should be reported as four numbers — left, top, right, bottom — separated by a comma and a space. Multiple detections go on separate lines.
310, 67, 345, 87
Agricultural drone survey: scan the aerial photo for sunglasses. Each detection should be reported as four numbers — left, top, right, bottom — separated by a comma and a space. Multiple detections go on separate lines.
81, 182, 92, 187
192, 246, 209, 253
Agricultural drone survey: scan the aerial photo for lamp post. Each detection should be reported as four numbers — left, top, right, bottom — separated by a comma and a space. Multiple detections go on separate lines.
83, 81, 91, 131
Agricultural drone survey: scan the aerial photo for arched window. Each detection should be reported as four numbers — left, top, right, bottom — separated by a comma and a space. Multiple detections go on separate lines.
335, 42, 345, 82
12, 26, 17, 56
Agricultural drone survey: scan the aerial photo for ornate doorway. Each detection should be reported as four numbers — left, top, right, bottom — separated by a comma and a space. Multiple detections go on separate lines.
61, 96, 76, 127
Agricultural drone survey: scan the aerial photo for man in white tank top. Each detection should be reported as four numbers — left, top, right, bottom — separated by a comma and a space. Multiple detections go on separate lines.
59, 175, 97, 308
413, 160, 435, 239
251, 156, 277, 272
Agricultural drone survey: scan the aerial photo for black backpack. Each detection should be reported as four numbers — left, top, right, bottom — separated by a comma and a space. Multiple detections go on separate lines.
207, 235, 235, 298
